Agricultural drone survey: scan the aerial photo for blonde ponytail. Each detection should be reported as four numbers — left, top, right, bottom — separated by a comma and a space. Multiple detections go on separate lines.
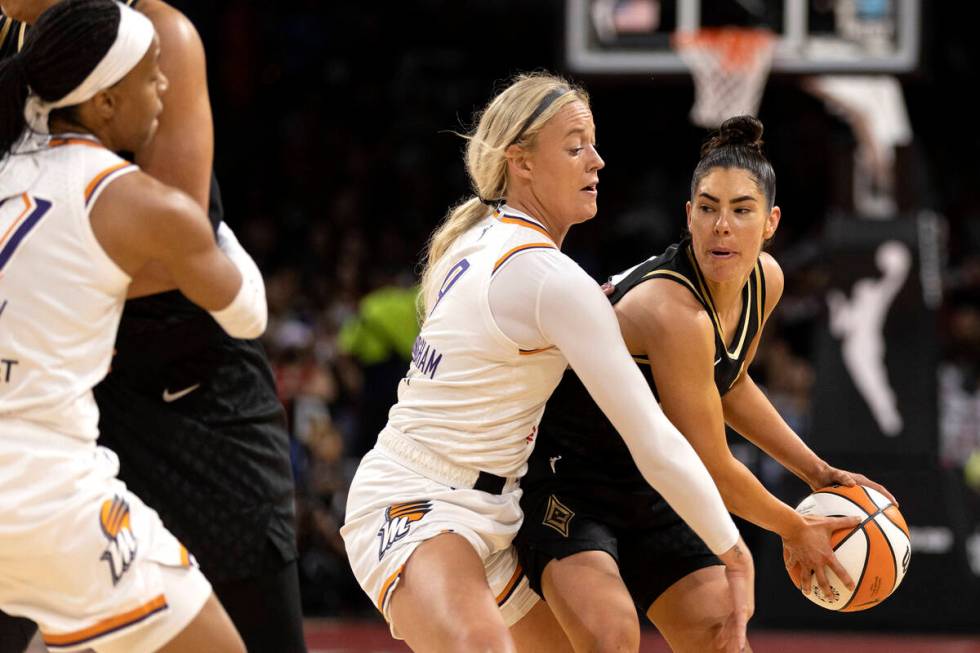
418, 197, 487, 315
418, 72, 589, 317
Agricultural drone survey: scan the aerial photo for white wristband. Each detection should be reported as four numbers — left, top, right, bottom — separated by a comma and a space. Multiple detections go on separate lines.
209, 222, 267, 339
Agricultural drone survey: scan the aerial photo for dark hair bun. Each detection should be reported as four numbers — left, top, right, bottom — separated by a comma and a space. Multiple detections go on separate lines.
700, 115, 764, 157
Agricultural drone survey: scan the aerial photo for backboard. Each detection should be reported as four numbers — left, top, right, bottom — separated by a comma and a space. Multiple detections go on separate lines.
567, 0, 921, 74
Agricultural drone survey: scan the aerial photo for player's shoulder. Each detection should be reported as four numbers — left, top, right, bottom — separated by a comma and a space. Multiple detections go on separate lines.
615, 277, 714, 347
96, 167, 197, 223
619, 272, 708, 332
758, 250, 784, 313
131, 0, 202, 50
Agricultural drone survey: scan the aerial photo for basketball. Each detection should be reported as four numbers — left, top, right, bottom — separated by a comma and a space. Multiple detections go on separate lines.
787, 485, 911, 611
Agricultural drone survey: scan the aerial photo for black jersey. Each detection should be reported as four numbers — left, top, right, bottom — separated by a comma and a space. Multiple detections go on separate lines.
534, 239, 766, 487
1, 1, 296, 581
87, 3, 295, 578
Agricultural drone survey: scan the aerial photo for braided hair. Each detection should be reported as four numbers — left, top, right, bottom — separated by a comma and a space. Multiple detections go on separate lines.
0, 0, 120, 158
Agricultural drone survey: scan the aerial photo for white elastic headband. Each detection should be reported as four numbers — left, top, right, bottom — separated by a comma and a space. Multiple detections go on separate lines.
23, 2, 155, 134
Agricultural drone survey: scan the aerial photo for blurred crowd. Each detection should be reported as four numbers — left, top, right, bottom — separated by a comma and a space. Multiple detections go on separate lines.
164, 0, 980, 616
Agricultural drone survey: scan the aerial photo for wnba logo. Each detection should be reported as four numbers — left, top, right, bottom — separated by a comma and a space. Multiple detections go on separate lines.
377, 500, 432, 561
99, 495, 138, 585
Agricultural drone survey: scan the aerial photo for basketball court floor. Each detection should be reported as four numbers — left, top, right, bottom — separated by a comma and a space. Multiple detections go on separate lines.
18, 618, 979, 651
303, 620, 980, 653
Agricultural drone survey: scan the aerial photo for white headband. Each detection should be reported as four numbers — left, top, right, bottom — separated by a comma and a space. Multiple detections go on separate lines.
23, 2, 155, 134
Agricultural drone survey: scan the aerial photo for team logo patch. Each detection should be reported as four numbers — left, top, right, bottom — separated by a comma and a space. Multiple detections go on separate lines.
99, 495, 138, 585
543, 494, 575, 537
377, 500, 433, 561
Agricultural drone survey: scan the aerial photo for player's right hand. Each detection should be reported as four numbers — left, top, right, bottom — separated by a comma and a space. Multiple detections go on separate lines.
716, 536, 755, 653
782, 514, 861, 600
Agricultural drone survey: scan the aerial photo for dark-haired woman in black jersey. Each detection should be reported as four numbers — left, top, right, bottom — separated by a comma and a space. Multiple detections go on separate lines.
516, 115, 895, 653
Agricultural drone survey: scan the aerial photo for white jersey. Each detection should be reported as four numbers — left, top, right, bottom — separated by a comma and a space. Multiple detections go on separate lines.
386, 207, 566, 477
378, 204, 739, 554
0, 134, 135, 441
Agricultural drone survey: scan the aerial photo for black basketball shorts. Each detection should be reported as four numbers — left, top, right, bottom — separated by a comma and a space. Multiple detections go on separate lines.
515, 448, 721, 612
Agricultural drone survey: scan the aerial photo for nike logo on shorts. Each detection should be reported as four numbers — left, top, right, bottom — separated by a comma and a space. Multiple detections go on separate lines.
162, 383, 201, 403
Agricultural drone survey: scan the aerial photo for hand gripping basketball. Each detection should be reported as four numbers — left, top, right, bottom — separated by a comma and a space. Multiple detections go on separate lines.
787, 485, 911, 611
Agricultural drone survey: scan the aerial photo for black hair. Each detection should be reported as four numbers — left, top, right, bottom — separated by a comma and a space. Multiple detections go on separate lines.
0, 0, 120, 158
690, 115, 776, 210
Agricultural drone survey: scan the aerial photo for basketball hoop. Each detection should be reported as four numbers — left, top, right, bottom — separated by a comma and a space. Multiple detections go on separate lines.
673, 28, 776, 129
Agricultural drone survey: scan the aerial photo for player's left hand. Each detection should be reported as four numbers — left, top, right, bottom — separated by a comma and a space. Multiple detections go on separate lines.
811, 466, 898, 506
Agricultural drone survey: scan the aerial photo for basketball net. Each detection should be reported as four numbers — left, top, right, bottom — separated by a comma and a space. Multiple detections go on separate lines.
673, 28, 776, 128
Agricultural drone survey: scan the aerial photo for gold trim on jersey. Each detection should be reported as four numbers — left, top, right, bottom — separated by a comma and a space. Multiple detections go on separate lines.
640, 268, 700, 297
755, 259, 764, 326
519, 346, 557, 356
729, 359, 749, 390
684, 245, 753, 360
632, 355, 650, 365
0, 18, 13, 50
16, 21, 26, 51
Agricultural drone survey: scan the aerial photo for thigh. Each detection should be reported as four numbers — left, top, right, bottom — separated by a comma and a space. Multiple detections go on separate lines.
515, 485, 621, 600
646, 566, 734, 653
540, 550, 639, 653
617, 513, 722, 611
341, 450, 522, 623
30, 564, 220, 653
509, 600, 574, 653
0, 461, 214, 652
388, 532, 512, 653
151, 592, 243, 653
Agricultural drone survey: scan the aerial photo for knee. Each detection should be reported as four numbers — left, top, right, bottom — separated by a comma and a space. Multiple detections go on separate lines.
582, 613, 640, 653
450, 622, 515, 653
675, 602, 732, 650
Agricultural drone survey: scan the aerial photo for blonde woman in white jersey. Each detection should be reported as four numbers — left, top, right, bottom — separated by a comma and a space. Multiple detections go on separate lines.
341, 72, 755, 653
0, 0, 263, 650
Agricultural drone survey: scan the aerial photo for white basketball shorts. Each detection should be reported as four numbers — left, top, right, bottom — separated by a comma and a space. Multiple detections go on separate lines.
0, 420, 212, 652
341, 447, 538, 638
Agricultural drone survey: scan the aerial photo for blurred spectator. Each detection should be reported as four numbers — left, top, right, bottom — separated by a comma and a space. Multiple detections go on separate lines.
338, 281, 420, 458
939, 284, 980, 480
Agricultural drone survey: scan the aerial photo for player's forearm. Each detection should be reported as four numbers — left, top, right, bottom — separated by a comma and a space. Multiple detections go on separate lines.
722, 375, 827, 487
713, 455, 806, 539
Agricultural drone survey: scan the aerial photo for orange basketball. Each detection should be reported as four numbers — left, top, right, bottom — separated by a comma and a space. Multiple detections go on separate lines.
787, 484, 910, 611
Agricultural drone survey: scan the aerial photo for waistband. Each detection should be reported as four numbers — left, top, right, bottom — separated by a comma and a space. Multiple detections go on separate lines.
376, 427, 519, 495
